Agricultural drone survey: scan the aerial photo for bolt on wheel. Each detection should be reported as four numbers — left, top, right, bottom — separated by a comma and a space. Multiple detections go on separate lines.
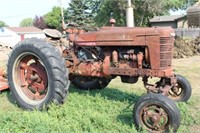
141, 105, 169, 131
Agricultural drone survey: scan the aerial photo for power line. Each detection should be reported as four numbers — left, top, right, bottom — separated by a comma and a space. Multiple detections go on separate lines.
1, 14, 35, 19
0, 8, 54, 19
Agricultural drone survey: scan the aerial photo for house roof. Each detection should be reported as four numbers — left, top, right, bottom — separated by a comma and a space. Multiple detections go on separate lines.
6, 27, 43, 34
150, 15, 186, 23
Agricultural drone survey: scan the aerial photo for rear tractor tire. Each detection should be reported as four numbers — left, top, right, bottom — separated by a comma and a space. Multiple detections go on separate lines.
72, 77, 111, 90
7, 38, 70, 110
133, 93, 180, 132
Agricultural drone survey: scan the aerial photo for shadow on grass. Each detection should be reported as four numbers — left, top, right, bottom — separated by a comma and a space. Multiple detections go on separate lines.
5, 90, 18, 106
69, 85, 142, 126
69, 85, 141, 104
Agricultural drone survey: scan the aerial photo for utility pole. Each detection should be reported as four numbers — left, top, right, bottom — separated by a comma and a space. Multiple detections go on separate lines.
59, 0, 66, 31
126, 0, 134, 27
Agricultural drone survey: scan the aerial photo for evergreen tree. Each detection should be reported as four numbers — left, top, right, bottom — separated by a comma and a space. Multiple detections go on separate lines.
67, 0, 97, 31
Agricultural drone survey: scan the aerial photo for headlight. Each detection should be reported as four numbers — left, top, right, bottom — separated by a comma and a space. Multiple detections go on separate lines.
170, 33, 175, 37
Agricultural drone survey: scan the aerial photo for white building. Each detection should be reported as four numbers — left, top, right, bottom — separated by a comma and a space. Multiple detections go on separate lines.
0, 27, 46, 47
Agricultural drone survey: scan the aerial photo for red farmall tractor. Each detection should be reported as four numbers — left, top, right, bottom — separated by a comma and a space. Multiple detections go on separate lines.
0, 21, 192, 132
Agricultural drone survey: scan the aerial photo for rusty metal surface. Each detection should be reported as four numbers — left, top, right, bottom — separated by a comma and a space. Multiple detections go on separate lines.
44, 29, 62, 38
0, 76, 9, 91
109, 67, 173, 78
13, 54, 48, 100
139, 104, 169, 132
65, 26, 176, 96
71, 27, 173, 45
69, 26, 174, 70
0, 69, 9, 91
62, 27, 176, 90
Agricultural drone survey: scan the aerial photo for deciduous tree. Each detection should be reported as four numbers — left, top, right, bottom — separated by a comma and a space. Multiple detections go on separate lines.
0, 20, 7, 27
33, 16, 47, 30
44, 7, 63, 30
19, 18, 33, 27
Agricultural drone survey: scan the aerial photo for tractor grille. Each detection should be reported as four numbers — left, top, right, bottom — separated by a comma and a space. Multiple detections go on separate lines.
160, 37, 173, 68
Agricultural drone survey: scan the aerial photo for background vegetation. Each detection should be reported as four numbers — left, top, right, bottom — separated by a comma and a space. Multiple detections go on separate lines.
19, 18, 33, 27
0, 21, 7, 28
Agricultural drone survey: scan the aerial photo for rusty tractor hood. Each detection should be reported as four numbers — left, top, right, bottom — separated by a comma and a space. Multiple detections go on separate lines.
69, 27, 174, 46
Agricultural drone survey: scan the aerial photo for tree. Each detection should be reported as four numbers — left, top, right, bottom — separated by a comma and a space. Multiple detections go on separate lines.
33, 16, 47, 30
134, 0, 198, 26
94, 0, 126, 27
19, 18, 33, 27
163, 0, 198, 11
95, 0, 198, 27
67, 0, 98, 31
0, 20, 7, 27
44, 7, 63, 29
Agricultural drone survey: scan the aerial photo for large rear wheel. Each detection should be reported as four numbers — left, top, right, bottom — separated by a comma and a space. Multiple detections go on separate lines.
7, 38, 70, 110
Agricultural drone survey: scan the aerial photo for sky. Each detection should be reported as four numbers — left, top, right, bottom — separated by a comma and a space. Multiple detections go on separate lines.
0, 0, 70, 26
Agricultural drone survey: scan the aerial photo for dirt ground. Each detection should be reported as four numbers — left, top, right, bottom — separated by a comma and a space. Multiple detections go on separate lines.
174, 37, 200, 58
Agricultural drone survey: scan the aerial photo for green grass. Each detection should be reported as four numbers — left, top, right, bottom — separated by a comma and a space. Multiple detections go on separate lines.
0, 56, 200, 132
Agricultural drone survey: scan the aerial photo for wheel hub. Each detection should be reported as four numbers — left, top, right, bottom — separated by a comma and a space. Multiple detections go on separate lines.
142, 106, 168, 131
168, 84, 183, 101
26, 63, 47, 93
151, 115, 159, 123
172, 86, 179, 94
18, 56, 48, 100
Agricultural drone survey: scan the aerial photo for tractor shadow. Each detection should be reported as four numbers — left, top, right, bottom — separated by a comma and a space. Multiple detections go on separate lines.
4, 90, 17, 105
69, 85, 142, 126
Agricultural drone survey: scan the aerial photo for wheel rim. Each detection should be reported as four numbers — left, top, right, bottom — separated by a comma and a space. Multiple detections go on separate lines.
12, 52, 48, 105
140, 105, 169, 131
168, 83, 184, 101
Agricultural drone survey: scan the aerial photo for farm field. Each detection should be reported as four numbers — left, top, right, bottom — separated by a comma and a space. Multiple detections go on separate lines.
0, 56, 199, 132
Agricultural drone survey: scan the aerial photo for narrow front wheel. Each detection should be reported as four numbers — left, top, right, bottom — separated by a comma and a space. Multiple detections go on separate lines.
168, 74, 192, 102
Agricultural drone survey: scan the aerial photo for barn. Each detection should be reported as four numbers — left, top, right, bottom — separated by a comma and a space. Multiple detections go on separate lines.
0, 27, 45, 47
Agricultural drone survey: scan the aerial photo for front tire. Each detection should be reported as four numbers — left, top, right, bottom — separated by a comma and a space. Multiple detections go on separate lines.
7, 38, 70, 110
133, 94, 180, 132
168, 74, 192, 102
